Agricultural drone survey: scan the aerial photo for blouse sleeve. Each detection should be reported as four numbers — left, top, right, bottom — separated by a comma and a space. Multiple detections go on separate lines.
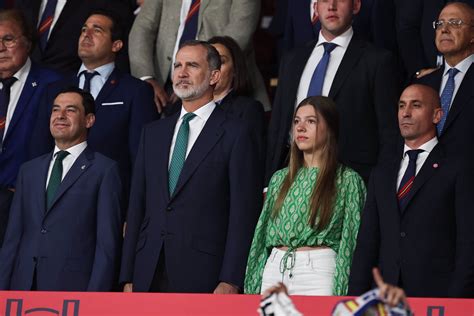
332, 170, 367, 295
244, 171, 283, 294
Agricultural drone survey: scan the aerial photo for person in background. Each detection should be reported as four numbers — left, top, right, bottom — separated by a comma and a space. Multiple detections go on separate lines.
245, 96, 366, 296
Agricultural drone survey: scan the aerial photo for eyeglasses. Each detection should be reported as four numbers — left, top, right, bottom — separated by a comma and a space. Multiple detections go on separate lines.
0, 35, 22, 48
433, 19, 474, 30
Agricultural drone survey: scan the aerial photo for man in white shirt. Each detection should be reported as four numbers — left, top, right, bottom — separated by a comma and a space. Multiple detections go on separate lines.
120, 40, 262, 294
416, 2, 474, 159
266, 0, 401, 185
349, 84, 474, 298
0, 87, 123, 291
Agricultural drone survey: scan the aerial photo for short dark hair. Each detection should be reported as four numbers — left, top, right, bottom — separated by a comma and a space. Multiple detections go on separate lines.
208, 36, 252, 96
0, 9, 34, 50
179, 40, 221, 71
88, 10, 124, 42
55, 86, 96, 115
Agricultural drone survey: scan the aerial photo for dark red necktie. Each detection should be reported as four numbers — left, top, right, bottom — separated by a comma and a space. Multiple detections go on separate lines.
179, 0, 201, 47
397, 149, 423, 210
38, 0, 58, 51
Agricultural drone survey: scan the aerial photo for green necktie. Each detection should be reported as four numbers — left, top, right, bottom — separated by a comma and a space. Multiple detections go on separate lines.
168, 112, 196, 195
46, 150, 70, 209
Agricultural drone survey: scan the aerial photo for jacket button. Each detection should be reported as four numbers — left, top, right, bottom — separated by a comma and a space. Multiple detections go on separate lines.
166, 206, 172, 212
41, 228, 47, 234
400, 232, 406, 238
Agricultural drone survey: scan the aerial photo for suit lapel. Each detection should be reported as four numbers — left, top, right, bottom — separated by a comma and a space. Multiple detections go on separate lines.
442, 63, 474, 134
45, 147, 94, 213
95, 68, 120, 107
170, 108, 225, 199
35, 153, 53, 216
4, 64, 40, 141
159, 112, 180, 201
329, 37, 365, 99
400, 144, 444, 214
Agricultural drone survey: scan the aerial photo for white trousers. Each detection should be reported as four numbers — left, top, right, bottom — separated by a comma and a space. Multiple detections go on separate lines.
260, 247, 336, 296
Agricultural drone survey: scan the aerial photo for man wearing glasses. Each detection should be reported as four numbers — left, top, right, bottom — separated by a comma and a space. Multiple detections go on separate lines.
417, 2, 474, 160
0, 9, 60, 247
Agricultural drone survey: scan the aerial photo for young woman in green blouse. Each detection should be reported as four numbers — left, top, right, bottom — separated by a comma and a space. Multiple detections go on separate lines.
244, 96, 366, 295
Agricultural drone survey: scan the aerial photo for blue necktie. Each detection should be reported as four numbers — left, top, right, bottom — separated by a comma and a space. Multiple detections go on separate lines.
307, 42, 337, 97
80, 70, 99, 93
179, 0, 201, 47
38, 0, 58, 51
0, 77, 17, 148
438, 68, 459, 135
168, 112, 196, 195
397, 149, 423, 210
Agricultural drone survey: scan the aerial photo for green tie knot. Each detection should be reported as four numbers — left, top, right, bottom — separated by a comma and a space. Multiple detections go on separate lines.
55, 150, 70, 162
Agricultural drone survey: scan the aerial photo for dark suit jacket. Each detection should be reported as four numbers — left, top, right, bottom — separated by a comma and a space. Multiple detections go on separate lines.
0, 62, 61, 189
29, 67, 158, 199
416, 63, 474, 159
0, 147, 123, 291
395, 0, 445, 76
349, 143, 474, 297
120, 107, 262, 292
15, 0, 133, 74
266, 36, 400, 184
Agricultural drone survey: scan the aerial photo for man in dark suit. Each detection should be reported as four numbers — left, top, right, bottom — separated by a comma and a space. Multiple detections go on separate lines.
14, 0, 132, 74
349, 84, 474, 297
416, 2, 474, 159
120, 40, 262, 293
0, 87, 123, 291
30, 11, 158, 201
0, 9, 61, 246
266, 0, 400, 184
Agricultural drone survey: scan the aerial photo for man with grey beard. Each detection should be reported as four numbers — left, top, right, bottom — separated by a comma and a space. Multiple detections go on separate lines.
120, 40, 262, 294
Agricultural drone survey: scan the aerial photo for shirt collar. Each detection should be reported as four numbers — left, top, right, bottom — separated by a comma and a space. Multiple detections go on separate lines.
179, 100, 216, 122
443, 54, 474, 76
53, 141, 87, 160
403, 137, 438, 157
12, 57, 31, 83
317, 27, 353, 49
77, 62, 115, 80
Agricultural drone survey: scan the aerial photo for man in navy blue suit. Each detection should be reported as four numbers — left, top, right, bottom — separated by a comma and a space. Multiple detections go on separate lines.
0, 9, 61, 247
120, 40, 262, 293
0, 87, 123, 291
30, 11, 158, 203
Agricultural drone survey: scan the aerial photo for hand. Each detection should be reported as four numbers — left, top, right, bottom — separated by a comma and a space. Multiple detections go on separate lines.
372, 268, 407, 308
262, 282, 288, 298
213, 282, 239, 294
145, 78, 169, 113
415, 67, 438, 79
123, 283, 133, 292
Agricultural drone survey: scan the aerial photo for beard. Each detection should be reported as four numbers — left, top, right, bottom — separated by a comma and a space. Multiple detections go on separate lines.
173, 75, 210, 101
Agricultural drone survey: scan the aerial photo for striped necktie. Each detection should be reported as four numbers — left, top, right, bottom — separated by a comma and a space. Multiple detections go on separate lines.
0, 77, 17, 147
437, 68, 459, 135
38, 0, 58, 51
179, 0, 201, 47
397, 149, 423, 210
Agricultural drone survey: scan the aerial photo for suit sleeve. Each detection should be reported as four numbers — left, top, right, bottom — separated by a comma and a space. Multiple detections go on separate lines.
348, 170, 381, 295
128, 0, 163, 79
120, 128, 147, 283
219, 122, 262, 290
0, 166, 25, 289
87, 162, 123, 291
448, 162, 474, 297
128, 81, 159, 165
240, 99, 266, 168
220, 0, 260, 51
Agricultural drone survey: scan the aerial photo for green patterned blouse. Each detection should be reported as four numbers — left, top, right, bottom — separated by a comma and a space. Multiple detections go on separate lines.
244, 166, 366, 295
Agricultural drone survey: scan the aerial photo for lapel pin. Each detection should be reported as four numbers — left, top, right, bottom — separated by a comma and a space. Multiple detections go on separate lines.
433, 163, 439, 168
111, 79, 117, 85
32, 82, 37, 87
81, 165, 86, 170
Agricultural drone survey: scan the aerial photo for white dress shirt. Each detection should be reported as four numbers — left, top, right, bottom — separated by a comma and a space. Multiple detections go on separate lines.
38, 0, 68, 40
439, 54, 474, 111
295, 27, 353, 106
168, 101, 216, 167
46, 141, 87, 188
77, 62, 115, 99
396, 137, 438, 189
1, 58, 31, 140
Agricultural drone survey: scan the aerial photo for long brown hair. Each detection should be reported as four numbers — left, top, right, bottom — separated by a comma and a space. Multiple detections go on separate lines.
272, 96, 340, 231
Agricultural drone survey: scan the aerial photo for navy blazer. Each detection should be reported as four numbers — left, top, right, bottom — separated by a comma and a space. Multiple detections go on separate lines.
120, 106, 262, 292
266, 37, 401, 184
0, 147, 123, 291
349, 143, 474, 297
30, 67, 158, 197
0, 62, 61, 188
